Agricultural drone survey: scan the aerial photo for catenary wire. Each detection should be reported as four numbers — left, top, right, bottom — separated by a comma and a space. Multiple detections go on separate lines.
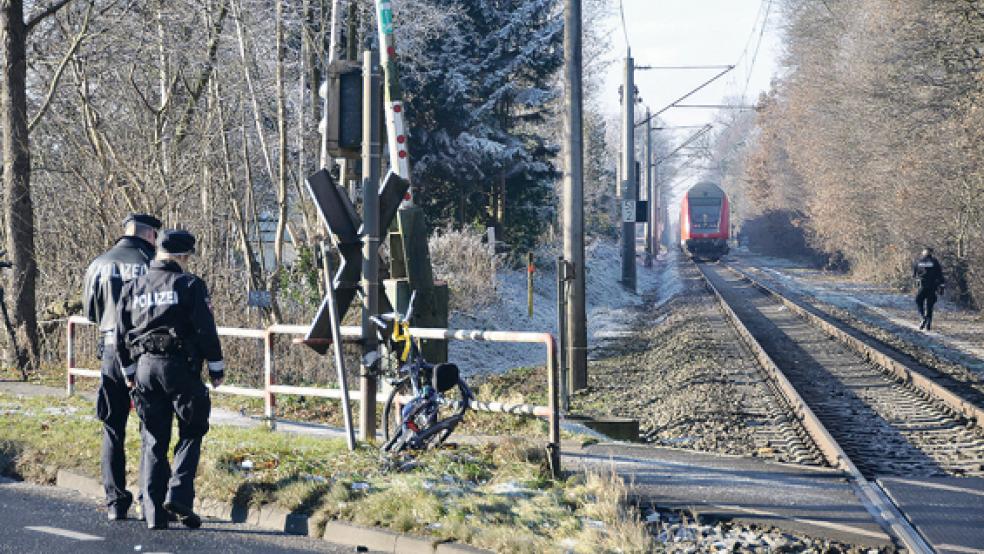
741, 0, 774, 102
619, 0, 631, 50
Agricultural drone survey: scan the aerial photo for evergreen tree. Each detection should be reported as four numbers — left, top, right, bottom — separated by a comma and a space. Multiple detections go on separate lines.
402, 0, 563, 251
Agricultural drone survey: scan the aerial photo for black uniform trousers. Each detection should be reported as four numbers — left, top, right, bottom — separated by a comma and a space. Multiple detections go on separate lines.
915, 286, 938, 326
133, 354, 211, 527
96, 343, 142, 509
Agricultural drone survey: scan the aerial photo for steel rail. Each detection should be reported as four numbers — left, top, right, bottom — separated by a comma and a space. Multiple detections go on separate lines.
724, 264, 984, 426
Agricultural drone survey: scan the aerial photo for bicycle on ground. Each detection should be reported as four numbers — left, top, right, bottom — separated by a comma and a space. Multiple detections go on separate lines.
370, 293, 474, 453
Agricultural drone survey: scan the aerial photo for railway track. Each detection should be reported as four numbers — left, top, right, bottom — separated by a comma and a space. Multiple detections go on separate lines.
730, 260, 984, 411
694, 259, 984, 553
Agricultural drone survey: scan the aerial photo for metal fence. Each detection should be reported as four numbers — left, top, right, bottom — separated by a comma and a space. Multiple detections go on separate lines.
65, 316, 561, 473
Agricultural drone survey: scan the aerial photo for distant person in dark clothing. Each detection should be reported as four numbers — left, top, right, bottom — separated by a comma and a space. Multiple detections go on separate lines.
913, 247, 945, 331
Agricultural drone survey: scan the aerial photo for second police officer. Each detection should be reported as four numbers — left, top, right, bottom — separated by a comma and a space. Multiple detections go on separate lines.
115, 230, 225, 530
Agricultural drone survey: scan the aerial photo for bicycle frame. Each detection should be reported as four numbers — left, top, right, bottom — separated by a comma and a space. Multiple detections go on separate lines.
379, 309, 473, 453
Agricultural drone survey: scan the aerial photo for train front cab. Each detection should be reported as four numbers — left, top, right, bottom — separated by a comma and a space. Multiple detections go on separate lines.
680, 182, 730, 261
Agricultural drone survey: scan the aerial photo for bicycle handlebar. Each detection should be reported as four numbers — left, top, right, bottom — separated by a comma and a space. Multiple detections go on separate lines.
372, 289, 419, 329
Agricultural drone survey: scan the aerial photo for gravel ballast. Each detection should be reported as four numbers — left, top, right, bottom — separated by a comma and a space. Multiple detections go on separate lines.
568, 256, 820, 464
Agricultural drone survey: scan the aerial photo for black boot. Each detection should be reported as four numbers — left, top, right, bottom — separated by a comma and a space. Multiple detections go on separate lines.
107, 492, 133, 521
919, 317, 927, 330
164, 500, 202, 529
146, 510, 169, 530
135, 503, 176, 522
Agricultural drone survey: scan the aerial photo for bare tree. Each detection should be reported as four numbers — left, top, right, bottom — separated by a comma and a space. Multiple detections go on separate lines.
736, 0, 984, 301
1, 0, 76, 374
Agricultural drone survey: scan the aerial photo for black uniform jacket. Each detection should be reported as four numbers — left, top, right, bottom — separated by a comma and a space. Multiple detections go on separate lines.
82, 236, 155, 335
114, 260, 224, 379
913, 255, 945, 290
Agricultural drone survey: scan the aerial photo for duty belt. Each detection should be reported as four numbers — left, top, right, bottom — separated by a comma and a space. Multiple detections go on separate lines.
131, 332, 186, 356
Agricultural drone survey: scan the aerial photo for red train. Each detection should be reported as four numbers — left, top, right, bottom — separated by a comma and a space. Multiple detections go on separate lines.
680, 181, 729, 261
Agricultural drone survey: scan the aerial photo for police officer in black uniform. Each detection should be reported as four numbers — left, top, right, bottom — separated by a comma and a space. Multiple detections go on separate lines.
913, 247, 945, 331
82, 213, 162, 520
115, 230, 224, 530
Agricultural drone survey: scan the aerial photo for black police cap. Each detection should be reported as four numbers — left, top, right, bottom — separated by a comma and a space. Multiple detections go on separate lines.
122, 213, 163, 230
157, 230, 196, 255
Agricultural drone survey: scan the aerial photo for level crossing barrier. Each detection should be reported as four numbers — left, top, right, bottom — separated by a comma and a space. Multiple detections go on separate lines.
64, 316, 562, 474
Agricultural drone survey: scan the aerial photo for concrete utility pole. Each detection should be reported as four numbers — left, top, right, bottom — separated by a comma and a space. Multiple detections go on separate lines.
643, 108, 653, 266
620, 50, 636, 292
652, 156, 660, 253
563, 0, 587, 391
359, 49, 381, 442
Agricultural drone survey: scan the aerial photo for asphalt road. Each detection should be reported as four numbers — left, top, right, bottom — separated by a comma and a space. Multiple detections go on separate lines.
0, 477, 365, 554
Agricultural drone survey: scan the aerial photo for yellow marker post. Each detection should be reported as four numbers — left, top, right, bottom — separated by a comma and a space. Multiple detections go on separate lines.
527, 252, 534, 318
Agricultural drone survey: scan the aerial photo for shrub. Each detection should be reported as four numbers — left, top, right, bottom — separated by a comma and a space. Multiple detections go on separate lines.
429, 226, 502, 313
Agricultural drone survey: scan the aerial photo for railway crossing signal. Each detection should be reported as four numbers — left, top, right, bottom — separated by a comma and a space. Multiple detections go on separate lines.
309, 1, 447, 442
319, 61, 364, 159
301, 168, 409, 354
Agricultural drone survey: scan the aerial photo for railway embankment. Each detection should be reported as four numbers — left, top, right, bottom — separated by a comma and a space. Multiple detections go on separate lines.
478, 251, 824, 465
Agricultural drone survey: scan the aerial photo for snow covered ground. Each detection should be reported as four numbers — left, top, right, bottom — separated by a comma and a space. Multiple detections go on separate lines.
449, 240, 682, 377
732, 252, 984, 380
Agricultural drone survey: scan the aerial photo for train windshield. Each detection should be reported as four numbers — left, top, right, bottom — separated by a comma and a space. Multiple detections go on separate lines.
689, 197, 721, 232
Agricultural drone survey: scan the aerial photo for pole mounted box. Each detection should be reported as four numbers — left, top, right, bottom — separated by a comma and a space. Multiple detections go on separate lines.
622, 199, 636, 223
620, 200, 647, 222
319, 60, 363, 159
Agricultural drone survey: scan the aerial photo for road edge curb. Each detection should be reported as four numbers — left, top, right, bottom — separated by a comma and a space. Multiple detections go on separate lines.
54, 468, 491, 553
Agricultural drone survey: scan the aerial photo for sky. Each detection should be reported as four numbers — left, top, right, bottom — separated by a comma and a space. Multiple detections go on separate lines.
601, 0, 784, 130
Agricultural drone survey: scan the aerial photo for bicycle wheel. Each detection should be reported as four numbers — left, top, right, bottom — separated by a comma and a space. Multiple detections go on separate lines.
382, 377, 411, 447
422, 379, 472, 449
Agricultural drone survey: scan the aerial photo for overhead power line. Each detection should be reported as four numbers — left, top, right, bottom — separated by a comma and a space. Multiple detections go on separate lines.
732, 0, 768, 82
658, 124, 713, 162
634, 65, 735, 127
636, 65, 733, 71
672, 104, 757, 109
741, 0, 774, 102
618, 0, 630, 50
